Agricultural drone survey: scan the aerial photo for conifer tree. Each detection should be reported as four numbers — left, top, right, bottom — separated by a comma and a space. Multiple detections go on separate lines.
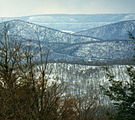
101, 33, 135, 120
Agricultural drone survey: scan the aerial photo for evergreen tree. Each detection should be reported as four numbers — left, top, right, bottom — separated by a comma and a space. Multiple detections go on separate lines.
101, 33, 135, 120
101, 67, 135, 120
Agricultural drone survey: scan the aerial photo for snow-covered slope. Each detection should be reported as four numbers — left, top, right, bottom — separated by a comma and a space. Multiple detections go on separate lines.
45, 63, 130, 95
75, 20, 135, 40
46, 40, 135, 64
0, 20, 99, 43
0, 20, 134, 65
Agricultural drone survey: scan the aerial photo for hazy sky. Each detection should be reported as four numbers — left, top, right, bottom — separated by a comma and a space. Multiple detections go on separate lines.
0, 0, 135, 17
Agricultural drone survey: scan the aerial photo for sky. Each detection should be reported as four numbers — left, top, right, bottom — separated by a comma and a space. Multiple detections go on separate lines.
0, 0, 135, 17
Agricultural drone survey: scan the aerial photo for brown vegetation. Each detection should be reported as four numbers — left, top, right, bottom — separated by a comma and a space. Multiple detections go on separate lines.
0, 23, 111, 120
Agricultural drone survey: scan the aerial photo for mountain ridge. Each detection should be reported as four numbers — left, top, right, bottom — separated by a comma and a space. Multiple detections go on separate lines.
0, 20, 100, 43
0, 20, 135, 65
75, 20, 135, 40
